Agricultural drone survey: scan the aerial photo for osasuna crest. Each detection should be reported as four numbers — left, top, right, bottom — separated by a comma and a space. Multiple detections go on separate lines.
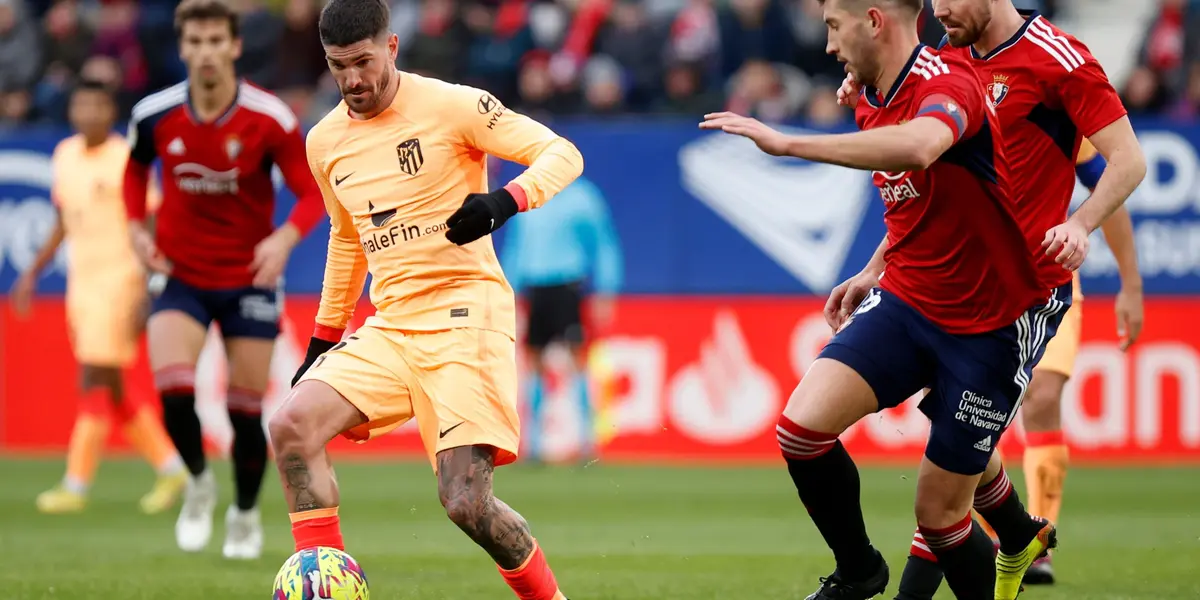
225, 136, 242, 160
987, 74, 1010, 107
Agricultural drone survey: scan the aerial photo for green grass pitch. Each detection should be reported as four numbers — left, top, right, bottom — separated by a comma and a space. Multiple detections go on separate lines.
0, 457, 1196, 599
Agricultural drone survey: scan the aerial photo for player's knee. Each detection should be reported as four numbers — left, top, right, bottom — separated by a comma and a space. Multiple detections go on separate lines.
267, 403, 313, 454
780, 359, 876, 436
1023, 371, 1067, 432
442, 495, 481, 536
439, 486, 489, 538
914, 460, 977, 529
981, 450, 1004, 483
225, 338, 276, 392
913, 493, 970, 530
80, 366, 121, 397
147, 313, 206, 366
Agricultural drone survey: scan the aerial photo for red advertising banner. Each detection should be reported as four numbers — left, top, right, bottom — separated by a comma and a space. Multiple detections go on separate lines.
2, 296, 1198, 463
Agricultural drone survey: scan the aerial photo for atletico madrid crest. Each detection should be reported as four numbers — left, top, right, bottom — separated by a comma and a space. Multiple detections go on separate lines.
987, 74, 1010, 107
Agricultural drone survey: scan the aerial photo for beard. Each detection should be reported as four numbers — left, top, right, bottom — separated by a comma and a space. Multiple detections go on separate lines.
849, 53, 883, 90
343, 68, 392, 114
939, 11, 989, 48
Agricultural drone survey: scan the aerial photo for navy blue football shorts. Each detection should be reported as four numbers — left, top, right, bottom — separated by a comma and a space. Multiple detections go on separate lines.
150, 275, 281, 340
818, 283, 1072, 475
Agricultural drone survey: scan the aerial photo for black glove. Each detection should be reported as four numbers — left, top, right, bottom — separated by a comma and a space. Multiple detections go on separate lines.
292, 337, 338, 387
445, 188, 519, 246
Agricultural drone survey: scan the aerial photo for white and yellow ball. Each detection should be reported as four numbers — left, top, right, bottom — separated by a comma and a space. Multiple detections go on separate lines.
273, 546, 369, 600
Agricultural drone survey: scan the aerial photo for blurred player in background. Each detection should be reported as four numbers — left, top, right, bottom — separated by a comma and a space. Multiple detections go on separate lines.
122, 0, 325, 559
275, 1, 582, 598
828, 1, 1147, 598
10, 79, 187, 516
500, 175, 623, 463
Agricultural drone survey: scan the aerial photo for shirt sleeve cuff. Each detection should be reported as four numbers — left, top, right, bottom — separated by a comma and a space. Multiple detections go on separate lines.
504, 182, 529, 212
312, 324, 345, 343
917, 108, 965, 141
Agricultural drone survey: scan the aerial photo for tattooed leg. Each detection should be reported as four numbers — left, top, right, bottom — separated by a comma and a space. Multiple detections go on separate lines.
267, 381, 366, 512
437, 446, 536, 569
438, 445, 569, 598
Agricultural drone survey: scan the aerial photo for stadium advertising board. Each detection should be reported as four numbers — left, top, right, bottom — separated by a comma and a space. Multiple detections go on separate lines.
2, 120, 1200, 462
4, 118, 1200, 295
3, 296, 1198, 462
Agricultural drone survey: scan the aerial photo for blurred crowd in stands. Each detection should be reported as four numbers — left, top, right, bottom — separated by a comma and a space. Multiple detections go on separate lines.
3, 0, 1191, 129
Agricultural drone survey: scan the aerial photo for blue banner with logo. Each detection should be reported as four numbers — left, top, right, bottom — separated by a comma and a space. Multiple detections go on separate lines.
2, 118, 1197, 296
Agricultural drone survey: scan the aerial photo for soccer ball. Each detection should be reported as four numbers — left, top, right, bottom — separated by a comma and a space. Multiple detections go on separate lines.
273, 546, 369, 600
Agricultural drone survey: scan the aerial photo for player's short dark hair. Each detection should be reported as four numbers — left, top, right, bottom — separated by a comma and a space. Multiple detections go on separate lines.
71, 78, 116, 100
174, 0, 240, 38
319, 0, 391, 47
818, 0, 924, 13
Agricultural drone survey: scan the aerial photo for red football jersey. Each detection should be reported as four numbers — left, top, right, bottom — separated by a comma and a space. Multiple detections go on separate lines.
941, 11, 1128, 289
855, 45, 1045, 334
123, 80, 325, 290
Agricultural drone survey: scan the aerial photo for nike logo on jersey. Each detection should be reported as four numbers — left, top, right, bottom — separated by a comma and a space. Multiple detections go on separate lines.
335, 172, 354, 186
439, 422, 465, 439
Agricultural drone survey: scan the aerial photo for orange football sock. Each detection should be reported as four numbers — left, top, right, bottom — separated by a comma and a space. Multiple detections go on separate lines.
1024, 431, 1069, 523
291, 507, 344, 551
122, 406, 184, 475
498, 540, 566, 600
971, 510, 999, 541
63, 413, 111, 493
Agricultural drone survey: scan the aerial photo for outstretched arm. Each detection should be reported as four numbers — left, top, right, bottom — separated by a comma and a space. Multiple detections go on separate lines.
783, 118, 957, 172
699, 94, 965, 172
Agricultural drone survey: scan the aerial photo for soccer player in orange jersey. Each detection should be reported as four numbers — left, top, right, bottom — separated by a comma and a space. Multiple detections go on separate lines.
10, 79, 187, 515
272, 1, 583, 599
